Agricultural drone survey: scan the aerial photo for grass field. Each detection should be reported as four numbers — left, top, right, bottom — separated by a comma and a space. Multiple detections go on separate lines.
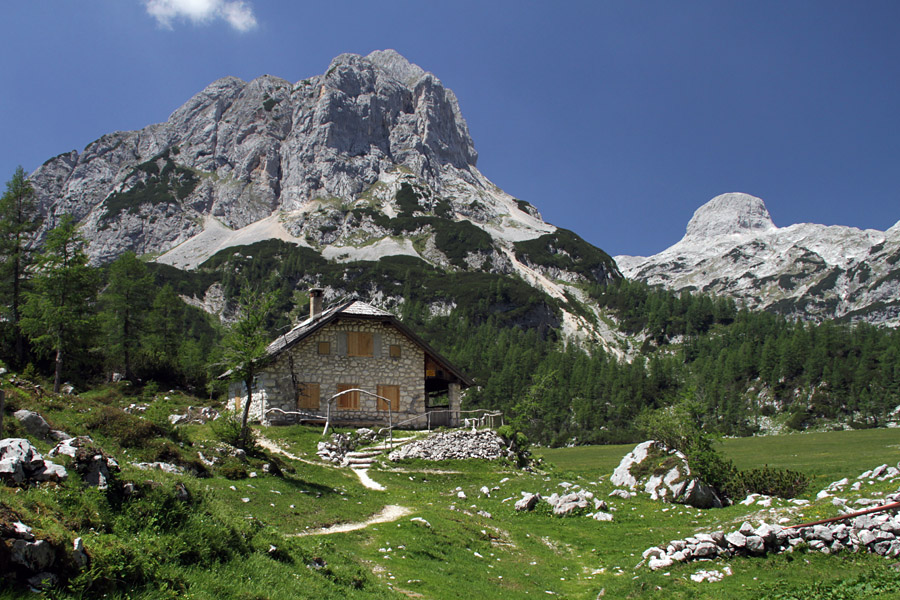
4, 381, 900, 599
537, 428, 900, 495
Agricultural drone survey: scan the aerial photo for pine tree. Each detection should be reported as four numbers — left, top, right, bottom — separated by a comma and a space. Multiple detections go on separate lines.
145, 283, 184, 373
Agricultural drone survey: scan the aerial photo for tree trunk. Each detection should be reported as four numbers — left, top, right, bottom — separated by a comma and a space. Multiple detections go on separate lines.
54, 346, 62, 394
123, 305, 132, 382
240, 373, 254, 449
12, 244, 24, 368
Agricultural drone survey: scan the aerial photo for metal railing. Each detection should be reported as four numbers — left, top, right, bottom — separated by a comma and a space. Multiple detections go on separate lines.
376, 408, 503, 440
264, 388, 399, 443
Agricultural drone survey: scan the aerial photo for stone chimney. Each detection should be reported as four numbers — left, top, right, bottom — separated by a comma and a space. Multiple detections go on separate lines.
309, 288, 324, 319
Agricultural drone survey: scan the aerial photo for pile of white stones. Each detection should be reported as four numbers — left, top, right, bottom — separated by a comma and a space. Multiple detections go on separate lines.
389, 430, 507, 461
168, 406, 220, 425
317, 433, 356, 464
515, 486, 615, 521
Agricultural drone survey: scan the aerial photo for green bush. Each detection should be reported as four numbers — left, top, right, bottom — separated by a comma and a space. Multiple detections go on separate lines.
725, 465, 810, 499
211, 412, 253, 449
785, 409, 810, 431
220, 461, 249, 480
85, 406, 162, 448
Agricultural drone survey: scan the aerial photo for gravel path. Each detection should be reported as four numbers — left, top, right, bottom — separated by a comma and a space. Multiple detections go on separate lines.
353, 468, 386, 491
290, 505, 413, 537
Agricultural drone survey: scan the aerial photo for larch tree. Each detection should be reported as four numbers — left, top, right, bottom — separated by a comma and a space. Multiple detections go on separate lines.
0, 166, 42, 367
21, 215, 98, 393
220, 288, 278, 448
100, 251, 153, 382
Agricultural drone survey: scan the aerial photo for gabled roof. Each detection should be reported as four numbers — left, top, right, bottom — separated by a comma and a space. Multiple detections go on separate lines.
264, 299, 474, 387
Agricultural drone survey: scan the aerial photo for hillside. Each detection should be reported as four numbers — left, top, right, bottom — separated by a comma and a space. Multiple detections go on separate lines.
3, 378, 900, 598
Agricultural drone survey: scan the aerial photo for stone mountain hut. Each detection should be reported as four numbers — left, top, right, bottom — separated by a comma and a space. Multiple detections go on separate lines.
228, 290, 473, 429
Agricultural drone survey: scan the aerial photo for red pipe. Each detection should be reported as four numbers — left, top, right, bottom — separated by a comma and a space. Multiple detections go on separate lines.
787, 500, 900, 529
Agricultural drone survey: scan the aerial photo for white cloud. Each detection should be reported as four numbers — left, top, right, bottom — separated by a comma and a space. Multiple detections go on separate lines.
144, 0, 258, 32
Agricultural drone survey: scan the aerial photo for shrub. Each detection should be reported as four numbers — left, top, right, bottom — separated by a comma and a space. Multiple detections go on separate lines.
86, 406, 162, 448
211, 412, 254, 449
725, 465, 809, 499
785, 409, 810, 431
220, 460, 249, 480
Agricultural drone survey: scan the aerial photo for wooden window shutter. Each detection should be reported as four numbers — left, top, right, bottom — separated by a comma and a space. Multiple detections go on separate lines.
377, 385, 400, 412
297, 383, 320, 409
336, 384, 359, 409
336, 332, 348, 355
348, 332, 373, 357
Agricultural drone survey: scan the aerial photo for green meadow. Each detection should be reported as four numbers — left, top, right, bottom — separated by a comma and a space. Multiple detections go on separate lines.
3, 382, 900, 599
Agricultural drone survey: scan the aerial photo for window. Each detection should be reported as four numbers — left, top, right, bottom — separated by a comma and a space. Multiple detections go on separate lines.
317, 341, 330, 355
297, 383, 320, 409
377, 385, 400, 412
336, 384, 360, 409
348, 332, 373, 357
389, 344, 402, 358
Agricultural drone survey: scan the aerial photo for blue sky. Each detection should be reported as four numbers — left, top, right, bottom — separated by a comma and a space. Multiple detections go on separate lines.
2, 1, 898, 257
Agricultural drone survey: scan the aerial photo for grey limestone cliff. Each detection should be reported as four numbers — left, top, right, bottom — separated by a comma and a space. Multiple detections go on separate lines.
28, 50, 492, 264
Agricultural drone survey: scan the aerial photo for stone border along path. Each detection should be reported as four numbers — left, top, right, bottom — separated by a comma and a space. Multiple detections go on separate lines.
289, 505, 413, 537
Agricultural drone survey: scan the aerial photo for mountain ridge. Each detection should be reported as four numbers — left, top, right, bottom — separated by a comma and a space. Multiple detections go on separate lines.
616, 193, 900, 326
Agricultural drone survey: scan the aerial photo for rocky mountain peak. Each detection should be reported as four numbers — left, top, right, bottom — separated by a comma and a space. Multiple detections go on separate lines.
684, 193, 776, 239
327, 50, 428, 87
366, 49, 427, 85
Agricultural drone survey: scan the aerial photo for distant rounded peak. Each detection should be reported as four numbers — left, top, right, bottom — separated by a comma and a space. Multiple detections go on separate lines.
327, 49, 427, 86
887, 219, 900, 239
684, 193, 776, 239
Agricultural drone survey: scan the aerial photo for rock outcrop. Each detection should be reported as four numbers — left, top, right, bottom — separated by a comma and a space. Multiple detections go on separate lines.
610, 440, 724, 509
48, 437, 118, 490
13, 410, 71, 442
0, 438, 67, 485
